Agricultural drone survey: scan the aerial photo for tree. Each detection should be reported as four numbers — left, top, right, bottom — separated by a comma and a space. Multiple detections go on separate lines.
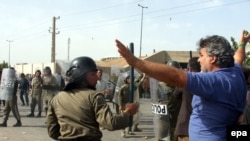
230, 31, 250, 66
0, 61, 8, 71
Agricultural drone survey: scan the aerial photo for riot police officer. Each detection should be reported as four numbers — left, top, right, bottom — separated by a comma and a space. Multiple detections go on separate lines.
0, 67, 22, 127
153, 60, 182, 141
46, 56, 138, 141
42, 66, 59, 116
166, 60, 182, 141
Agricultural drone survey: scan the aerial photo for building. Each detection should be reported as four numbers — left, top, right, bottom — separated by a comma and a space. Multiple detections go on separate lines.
13, 50, 197, 77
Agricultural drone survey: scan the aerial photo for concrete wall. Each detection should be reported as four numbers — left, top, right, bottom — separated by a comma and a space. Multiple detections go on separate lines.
14, 63, 56, 75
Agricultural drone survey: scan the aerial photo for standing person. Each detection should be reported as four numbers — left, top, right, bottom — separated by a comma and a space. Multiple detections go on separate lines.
0, 68, 22, 127
46, 56, 138, 141
115, 30, 250, 141
241, 67, 250, 125
19, 73, 30, 106
42, 66, 59, 116
55, 72, 65, 91
27, 70, 43, 117
96, 69, 109, 97
166, 61, 182, 141
153, 60, 182, 141
0, 70, 5, 111
96, 68, 108, 130
142, 74, 150, 99
118, 74, 144, 137
174, 57, 201, 141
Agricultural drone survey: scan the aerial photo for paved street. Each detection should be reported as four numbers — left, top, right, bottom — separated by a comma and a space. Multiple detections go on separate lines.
0, 98, 156, 141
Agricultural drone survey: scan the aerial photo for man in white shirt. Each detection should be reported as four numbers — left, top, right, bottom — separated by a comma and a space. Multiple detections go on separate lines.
96, 69, 108, 95
96, 69, 109, 130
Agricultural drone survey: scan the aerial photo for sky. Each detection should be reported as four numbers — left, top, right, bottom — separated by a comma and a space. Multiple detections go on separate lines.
0, 0, 250, 66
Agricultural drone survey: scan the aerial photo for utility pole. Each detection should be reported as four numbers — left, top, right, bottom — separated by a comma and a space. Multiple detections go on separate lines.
138, 4, 148, 57
68, 37, 70, 61
6, 40, 13, 67
49, 16, 60, 63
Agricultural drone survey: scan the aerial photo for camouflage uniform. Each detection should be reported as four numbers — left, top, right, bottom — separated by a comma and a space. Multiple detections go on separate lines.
118, 84, 130, 109
42, 75, 58, 115
47, 89, 130, 141
30, 76, 43, 116
118, 82, 141, 136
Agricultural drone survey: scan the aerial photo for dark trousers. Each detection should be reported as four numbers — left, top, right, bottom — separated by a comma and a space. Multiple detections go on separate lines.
243, 105, 250, 124
20, 89, 29, 105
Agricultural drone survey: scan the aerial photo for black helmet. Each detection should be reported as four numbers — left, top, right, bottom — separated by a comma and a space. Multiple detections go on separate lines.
64, 56, 97, 90
166, 60, 181, 68
124, 75, 130, 83
43, 66, 51, 74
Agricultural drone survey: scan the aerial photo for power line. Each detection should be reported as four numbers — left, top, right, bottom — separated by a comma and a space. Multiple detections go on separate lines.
5, 1, 142, 41
145, 0, 249, 20
7, 0, 250, 42
61, 0, 143, 17
60, 0, 211, 30
60, 0, 249, 32
11, 18, 51, 41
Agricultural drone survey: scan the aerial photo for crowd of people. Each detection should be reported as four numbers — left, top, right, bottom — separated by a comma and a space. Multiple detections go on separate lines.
0, 66, 64, 127
0, 30, 250, 141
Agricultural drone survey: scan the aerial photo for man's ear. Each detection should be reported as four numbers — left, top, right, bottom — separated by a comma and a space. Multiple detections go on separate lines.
210, 55, 217, 64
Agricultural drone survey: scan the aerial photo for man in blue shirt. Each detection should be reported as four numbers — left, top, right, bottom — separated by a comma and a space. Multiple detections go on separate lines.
115, 30, 250, 141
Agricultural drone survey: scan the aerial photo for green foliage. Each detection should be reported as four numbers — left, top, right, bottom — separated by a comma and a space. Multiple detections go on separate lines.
230, 36, 250, 66
230, 37, 238, 50
0, 61, 8, 71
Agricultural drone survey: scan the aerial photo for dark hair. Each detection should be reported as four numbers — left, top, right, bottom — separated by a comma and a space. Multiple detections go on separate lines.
43, 66, 51, 74
188, 57, 201, 72
124, 75, 130, 83
197, 35, 234, 68
242, 67, 250, 85
20, 73, 25, 77
35, 70, 41, 76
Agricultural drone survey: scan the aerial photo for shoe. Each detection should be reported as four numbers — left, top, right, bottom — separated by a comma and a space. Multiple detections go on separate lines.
133, 127, 142, 132
26, 104, 29, 106
0, 121, 7, 127
127, 131, 135, 135
21, 104, 25, 106
121, 131, 126, 138
99, 126, 105, 130
36, 112, 41, 117
27, 113, 34, 117
13, 121, 22, 127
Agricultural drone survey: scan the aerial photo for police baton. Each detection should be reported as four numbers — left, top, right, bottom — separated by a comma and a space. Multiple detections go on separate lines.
129, 42, 134, 132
